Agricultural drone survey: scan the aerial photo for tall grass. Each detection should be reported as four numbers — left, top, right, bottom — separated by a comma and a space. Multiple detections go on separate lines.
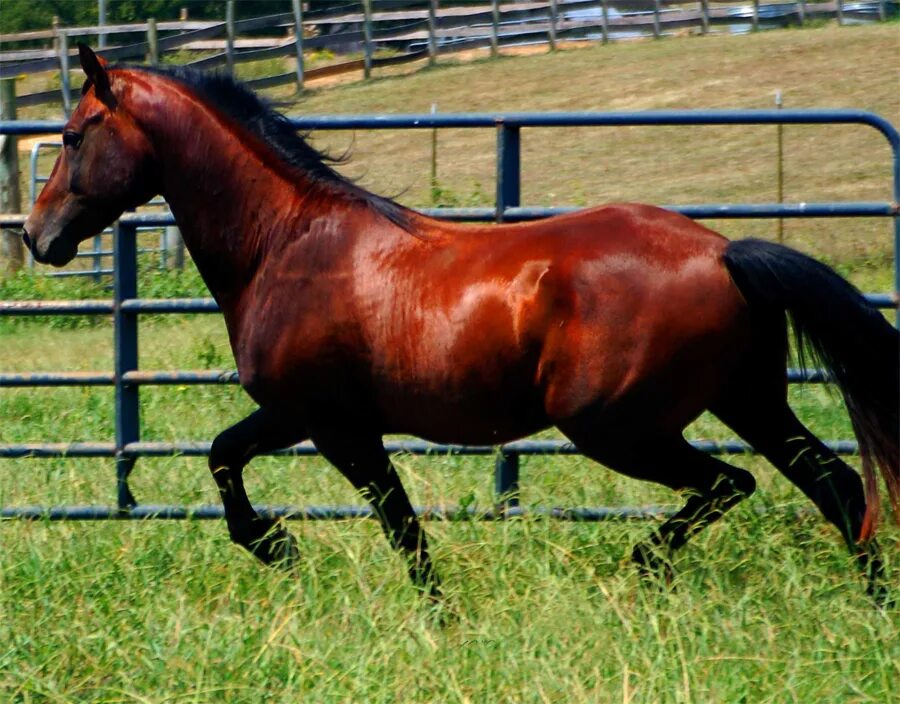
2, 499, 898, 701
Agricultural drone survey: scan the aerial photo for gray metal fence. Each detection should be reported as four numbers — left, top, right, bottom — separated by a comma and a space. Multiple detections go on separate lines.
0, 109, 897, 521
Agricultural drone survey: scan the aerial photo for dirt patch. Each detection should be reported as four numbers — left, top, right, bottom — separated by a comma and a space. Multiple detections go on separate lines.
17, 135, 60, 153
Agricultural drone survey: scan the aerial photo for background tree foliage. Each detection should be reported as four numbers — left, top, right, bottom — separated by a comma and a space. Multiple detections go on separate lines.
0, 1, 296, 34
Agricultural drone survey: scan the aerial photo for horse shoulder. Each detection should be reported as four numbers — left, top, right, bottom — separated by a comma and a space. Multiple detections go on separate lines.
229, 217, 365, 404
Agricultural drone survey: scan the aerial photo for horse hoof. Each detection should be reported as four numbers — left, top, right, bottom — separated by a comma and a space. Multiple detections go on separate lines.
246, 523, 301, 570
867, 582, 894, 609
631, 543, 675, 588
270, 530, 302, 571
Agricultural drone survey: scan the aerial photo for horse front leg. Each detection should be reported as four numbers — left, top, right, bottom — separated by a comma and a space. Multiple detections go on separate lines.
312, 427, 442, 601
209, 407, 307, 568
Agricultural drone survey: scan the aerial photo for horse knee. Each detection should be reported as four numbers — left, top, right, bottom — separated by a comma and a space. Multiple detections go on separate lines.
209, 426, 246, 472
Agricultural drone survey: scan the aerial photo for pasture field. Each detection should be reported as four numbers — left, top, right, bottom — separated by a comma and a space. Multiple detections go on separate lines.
2, 22, 899, 703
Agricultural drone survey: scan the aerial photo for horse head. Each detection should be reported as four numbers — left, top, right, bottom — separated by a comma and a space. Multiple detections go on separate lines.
23, 45, 159, 267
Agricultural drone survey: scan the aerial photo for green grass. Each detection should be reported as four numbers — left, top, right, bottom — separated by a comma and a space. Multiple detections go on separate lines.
2, 515, 897, 702
0, 288, 896, 704
2, 22, 899, 703
2, 443, 898, 702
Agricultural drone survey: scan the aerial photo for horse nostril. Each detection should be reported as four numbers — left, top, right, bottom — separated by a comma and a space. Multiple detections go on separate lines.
21, 229, 31, 249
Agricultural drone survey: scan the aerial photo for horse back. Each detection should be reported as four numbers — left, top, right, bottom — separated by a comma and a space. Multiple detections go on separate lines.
356, 203, 744, 438
504, 204, 747, 428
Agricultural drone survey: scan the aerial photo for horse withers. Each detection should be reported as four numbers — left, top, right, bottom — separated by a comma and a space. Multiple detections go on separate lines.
22, 45, 899, 604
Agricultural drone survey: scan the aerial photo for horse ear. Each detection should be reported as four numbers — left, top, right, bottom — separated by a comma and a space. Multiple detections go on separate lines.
78, 43, 116, 107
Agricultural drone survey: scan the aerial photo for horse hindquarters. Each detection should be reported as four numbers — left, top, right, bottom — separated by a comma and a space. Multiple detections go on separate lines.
714, 239, 899, 601
721, 238, 899, 539
552, 243, 761, 580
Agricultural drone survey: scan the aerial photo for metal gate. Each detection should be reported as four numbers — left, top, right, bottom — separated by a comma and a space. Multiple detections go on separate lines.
0, 109, 897, 521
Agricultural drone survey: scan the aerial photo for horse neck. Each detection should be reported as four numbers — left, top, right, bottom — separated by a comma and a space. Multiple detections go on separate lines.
127, 76, 315, 307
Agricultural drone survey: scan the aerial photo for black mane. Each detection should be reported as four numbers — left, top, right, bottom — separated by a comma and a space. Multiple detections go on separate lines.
126, 64, 413, 230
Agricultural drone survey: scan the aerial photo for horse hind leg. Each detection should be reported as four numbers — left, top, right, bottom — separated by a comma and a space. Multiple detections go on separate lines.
711, 391, 889, 603
559, 421, 757, 583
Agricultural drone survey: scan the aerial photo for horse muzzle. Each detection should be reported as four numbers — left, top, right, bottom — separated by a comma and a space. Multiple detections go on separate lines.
22, 226, 78, 267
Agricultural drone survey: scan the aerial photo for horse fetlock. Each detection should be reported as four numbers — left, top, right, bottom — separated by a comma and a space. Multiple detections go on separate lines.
853, 542, 893, 608
863, 553, 893, 608
716, 469, 756, 502
409, 563, 442, 600
866, 579, 893, 609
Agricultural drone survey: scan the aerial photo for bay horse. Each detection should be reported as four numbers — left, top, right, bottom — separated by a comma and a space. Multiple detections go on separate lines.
23, 46, 898, 603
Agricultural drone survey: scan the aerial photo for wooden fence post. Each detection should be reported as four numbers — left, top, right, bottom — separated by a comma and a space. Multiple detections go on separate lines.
877, 0, 886, 21
164, 226, 185, 270
226, 1, 236, 74
430, 103, 438, 202
600, 0, 610, 44
427, 0, 438, 67
491, 0, 501, 57
752, 0, 759, 31
653, 0, 661, 39
548, 0, 558, 51
797, 0, 806, 25
700, 0, 710, 34
362, 0, 373, 80
837, 0, 844, 25
775, 90, 784, 244
0, 78, 24, 273
292, 0, 305, 91
147, 18, 159, 66
53, 17, 72, 118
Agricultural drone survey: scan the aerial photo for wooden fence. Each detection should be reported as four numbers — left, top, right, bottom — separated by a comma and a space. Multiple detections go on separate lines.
0, 0, 896, 109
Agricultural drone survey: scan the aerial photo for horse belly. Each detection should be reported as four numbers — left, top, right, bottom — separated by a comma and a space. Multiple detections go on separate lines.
371, 312, 550, 443
376, 375, 549, 445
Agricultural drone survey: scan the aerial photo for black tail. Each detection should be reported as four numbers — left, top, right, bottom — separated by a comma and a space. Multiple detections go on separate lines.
723, 238, 899, 540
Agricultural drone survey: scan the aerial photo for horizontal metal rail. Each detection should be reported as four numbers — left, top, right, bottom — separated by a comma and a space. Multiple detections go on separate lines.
0, 298, 220, 315
6, 107, 900, 135
0, 368, 852, 387
0, 292, 895, 318
4, 202, 899, 230
0, 370, 239, 387
0, 504, 679, 522
0, 439, 860, 459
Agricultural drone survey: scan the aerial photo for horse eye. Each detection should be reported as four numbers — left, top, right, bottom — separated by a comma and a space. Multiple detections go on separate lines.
63, 131, 83, 149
